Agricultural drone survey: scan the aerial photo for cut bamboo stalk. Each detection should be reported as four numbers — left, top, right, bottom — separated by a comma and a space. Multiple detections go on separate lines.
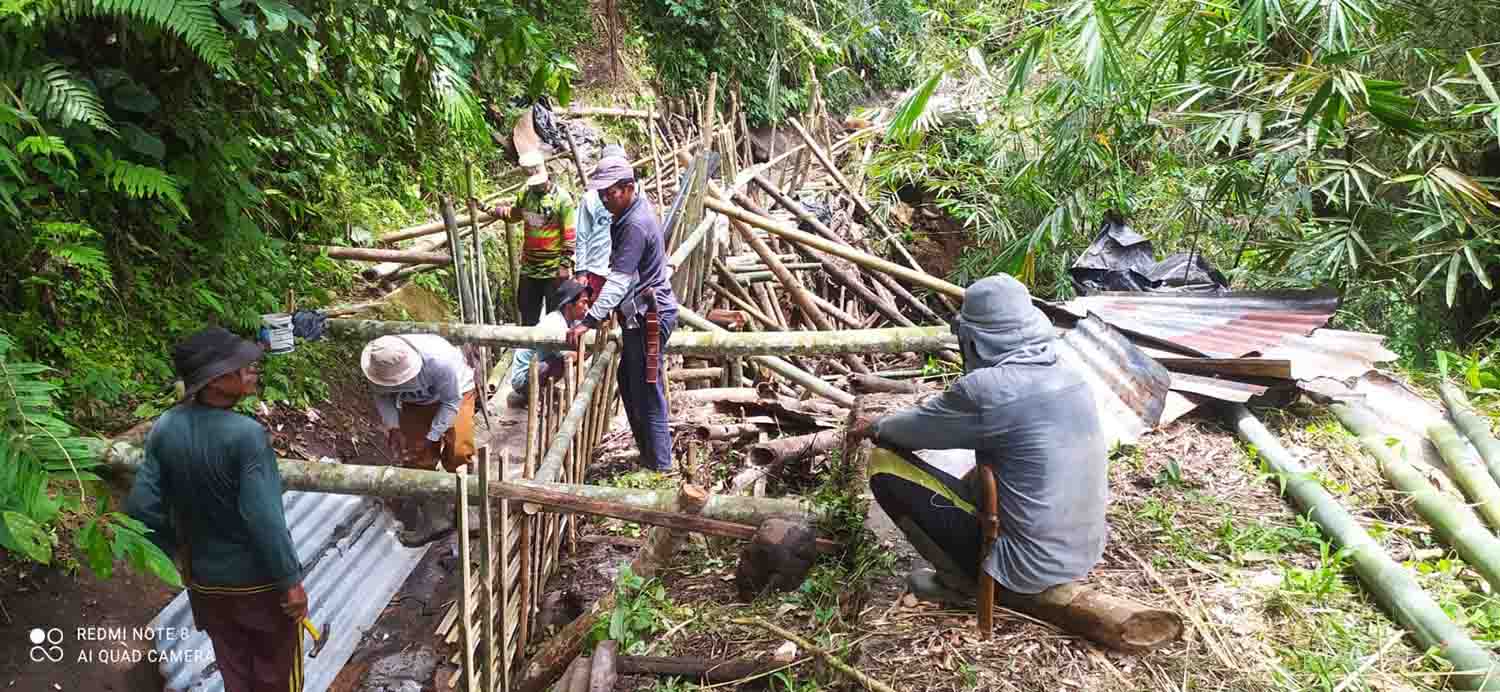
442, 196, 476, 324
381, 209, 500, 244
1429, 420, 1500, 530
649, 110, 665, 203
749, 429, 842, 466
696, 423, 762, 441
849, 374, 921, 394
1228, 404, 1500, 689
316, 245, 453, 265
726, 210, 870, 374
562, 126, 589, 188
617, 655, 778, 682
1332, 402, 1500, 592
702, 196, 964, 300
516, 484, 710, 692
678, 308, 855, 407
674, 367, 725, 382
700, 73, 718, 153
809, 293, 863, 329
1441, 382, 1500, 489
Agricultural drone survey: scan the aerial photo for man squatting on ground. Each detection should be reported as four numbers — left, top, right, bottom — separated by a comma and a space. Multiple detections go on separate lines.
567, 149, 679, 472
490, 150, 577, 327
506, 280, 593, 408
848, 274, 1109, 604
127, 327, 309, 692
361, 333, 477, 545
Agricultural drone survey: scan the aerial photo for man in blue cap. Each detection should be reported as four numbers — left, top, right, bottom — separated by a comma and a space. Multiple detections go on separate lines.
848, 275, 1108, 604
567, 149, 679, 471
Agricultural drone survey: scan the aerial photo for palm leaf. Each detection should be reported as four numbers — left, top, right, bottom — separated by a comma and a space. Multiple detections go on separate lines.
886, 70, 943, 146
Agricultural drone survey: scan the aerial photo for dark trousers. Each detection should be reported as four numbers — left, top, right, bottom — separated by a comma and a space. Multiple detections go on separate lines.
868, 448, 982, 581
619, 313, 675, 471
516, 275, 561, 327
187, 588, 302, 692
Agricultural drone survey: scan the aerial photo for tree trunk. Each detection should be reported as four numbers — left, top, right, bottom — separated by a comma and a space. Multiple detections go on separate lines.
996, 582, 1183, 653
1333, 402, 1500, 592
1428, 420, 1500, 530
316, 245, 452, 264
1228, 404, 1500, 690
516, 484, 709, 692
749, 430, 843, 466
1441, 382, 1500, 489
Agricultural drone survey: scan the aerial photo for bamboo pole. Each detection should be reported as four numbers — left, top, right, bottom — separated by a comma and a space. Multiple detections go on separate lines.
457, 473, 477, 692
1429, 420, 1500, 530
1441, 382, 1500, 489
749, 429, 843, 466
536, 341, 618, 483
706, 282, 777, 329
561, 105, 659, 119
381, 210, 500, 244
326, 319, 953, 357
1332, 402, 1500, 592
725, 208, 870, 374
649, 110, 665, 204
703, 196, 964, 300
317, 245, 452, 264
442, 196, 475, 323
678, 308, 855, 407
1227, 404, 1500, 690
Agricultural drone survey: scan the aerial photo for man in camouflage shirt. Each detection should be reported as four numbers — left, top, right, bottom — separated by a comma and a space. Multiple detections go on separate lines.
492, 149, 577, 326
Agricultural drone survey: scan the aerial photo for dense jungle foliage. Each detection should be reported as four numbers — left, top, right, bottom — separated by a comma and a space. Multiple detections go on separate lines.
865, 0, 1500, 363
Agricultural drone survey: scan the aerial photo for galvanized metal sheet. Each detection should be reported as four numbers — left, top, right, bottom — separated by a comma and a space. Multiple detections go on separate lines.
150, 488, 429, 692
1261, 328, 1398, 381
1055, 314, 1173, 446
1063, 289, 1341, 358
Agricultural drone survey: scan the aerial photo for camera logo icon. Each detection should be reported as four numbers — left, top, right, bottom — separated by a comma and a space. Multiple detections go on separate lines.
29, 627, 64, 663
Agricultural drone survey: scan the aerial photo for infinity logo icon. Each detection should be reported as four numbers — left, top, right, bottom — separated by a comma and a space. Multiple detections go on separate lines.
28, 628, 64, 663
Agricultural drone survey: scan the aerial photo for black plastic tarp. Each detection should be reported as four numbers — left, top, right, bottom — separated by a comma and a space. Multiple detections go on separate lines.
1069, 219, 1229, 295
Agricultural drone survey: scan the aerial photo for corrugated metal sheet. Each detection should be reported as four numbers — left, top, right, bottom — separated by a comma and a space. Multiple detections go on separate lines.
1261, 328, 1398, 381
149, 487, 429, 692
1053, 314, 1172, 446
1062, 289, 1341, 358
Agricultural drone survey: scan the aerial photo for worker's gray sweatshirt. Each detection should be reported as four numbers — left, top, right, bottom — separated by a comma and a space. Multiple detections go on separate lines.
370, 334, 475, 441
873, 360, 1108, 594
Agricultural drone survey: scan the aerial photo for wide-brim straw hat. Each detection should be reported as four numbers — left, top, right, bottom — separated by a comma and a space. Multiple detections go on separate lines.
173, 327, 265, 401
361, 336, 422, 387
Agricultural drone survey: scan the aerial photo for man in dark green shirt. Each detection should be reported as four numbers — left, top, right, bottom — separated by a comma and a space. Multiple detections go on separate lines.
127, 327, 309, 692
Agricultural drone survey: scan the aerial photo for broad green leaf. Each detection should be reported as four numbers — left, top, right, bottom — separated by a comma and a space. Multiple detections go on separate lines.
1300, 80, 1333, 130
120, 123, 165, 160
112, 84, 160, 114
2, 511, 52, 564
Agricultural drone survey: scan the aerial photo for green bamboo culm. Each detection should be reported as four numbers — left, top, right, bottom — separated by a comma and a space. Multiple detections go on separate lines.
1332, 402, 1500, 592
1441, 382, 1500, 489
1229, 404, 1500, 690
1427, 418, 1500, 531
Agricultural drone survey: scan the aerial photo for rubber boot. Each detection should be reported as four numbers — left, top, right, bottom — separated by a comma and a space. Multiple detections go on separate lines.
907, 568, 977, 607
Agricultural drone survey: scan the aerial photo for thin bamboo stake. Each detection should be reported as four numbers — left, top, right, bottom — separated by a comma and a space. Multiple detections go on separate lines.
442, 196, 475, 323
536, 341, 620, 483
1227, 404, 1500, 690
479, 448, 497, 692
649, 110, 665, 204
733, 618, 898, 692
457, 472, 477, 692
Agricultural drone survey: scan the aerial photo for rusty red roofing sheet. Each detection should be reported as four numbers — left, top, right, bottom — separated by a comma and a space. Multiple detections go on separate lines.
1062, 289, 1341, 358
1053, 314, 1172, 445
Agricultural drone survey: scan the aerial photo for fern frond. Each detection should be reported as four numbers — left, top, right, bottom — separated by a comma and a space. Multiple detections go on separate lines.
887, 70, 944, 146
19, 64, 115, 134
16, 135, 76, 166
85, 0, 232, 70
102, 157, 190, 217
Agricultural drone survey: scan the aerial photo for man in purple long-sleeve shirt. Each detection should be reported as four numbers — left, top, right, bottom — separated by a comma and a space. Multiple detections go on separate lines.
567, 151, 679, 471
